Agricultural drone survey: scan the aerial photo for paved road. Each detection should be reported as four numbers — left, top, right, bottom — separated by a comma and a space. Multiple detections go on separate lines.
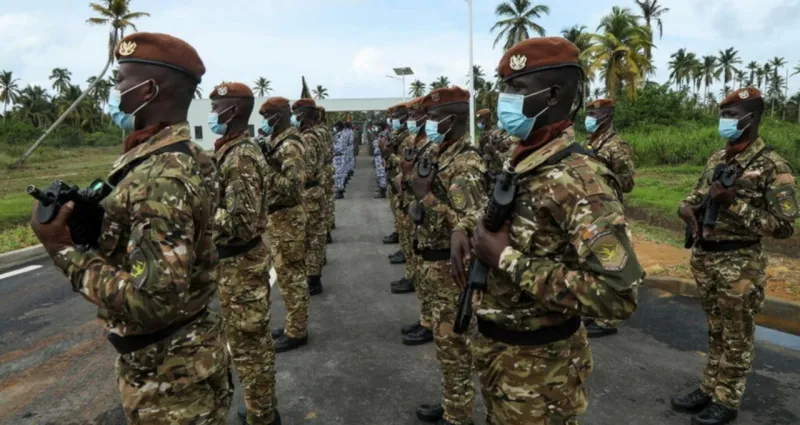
1, 156, 799, 425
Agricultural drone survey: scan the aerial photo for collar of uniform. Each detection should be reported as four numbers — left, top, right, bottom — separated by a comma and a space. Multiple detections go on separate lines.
392, 128, 409, 140
414, 132, 428, 148
270, 126, 301, 149
437, 134, 470, 171
513, 126, 575, 174
730, 137, 765, 167
588, 126, 614, 147
109, 122, 191, 177
213, 131, 252, 162
214, 129, 249, 152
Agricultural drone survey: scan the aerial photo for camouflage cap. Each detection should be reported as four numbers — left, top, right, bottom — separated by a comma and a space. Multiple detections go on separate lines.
422, 86, 470, 112
210, 82, 253, 99
115, 32, 205, 83
720, 87, 762, 108
586, 99, 616, 109
497, 37, 580, 81
259, 96, 290, 114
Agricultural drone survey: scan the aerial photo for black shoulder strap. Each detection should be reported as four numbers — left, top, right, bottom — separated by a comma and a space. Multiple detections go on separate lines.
545, 143, 592, 166
110, 141, 193, 186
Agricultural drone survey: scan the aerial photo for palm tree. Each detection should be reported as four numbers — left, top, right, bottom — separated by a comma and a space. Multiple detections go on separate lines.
408, 80, 426, 97
634, 0, 669, 60
769, 57, 787, 82
763, 63, 773, 94
562, 25, 593, 101
690, 58, 703, 94
49, 68, 72, 95
0, 70, 21, 121
794, 62, 800, 77
56, 84, 97, 129
716, 48, 741, 96
699, 56, 719, 101
16, 86, 53, 128
746, 62, 759, 87
583, 7, 653, 100
13, 0, 150, 168
756, 68, 766, 91
430, 76, 451, 90
312, 85, 329, 100
491, 0, 550, 50
467, 65, 487, 92
668, 48, 693, 90
252, 77, 272, 97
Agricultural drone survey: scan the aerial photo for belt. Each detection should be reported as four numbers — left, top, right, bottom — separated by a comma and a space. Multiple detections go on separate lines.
477, 316, 581, 346
268, 204, 296, 215
697, 239, 759, 252
108, 308, 208, 355
421, 248, 450, 262
304, 181, 319, 189
217, 237, 261, 260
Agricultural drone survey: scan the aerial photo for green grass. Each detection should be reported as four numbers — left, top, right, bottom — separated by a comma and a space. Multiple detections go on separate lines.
0, 224, 40, 253
629, 220, 685, 248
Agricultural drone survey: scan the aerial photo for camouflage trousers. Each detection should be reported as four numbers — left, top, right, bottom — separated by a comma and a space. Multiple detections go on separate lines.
472, 325, 592, 425
594, 319, 622, 329
217, 241, 277, 425
692, 245, 767, 410
413, 250, 431, 323
325, 164, 335, 231
117, 310, 233, 425
268, 205, 309, 339
388, 184, 400, 234
304, 187, 328, 277
424, 259, 476, 425
397, 208, 414, 281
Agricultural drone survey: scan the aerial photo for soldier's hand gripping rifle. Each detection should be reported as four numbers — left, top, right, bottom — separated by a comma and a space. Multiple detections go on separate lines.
27, 179, 113, 251
684, 163, 737, 248
454, 169, 518, 334
409, 156, 437, 223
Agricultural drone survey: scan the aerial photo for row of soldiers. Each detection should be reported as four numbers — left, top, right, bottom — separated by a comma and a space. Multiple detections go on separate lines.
372, 36, 797, 425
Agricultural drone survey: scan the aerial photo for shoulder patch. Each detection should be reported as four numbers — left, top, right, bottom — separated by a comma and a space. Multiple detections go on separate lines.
450, 188, 468, 211
587, 229, 629, 272
129, 249, 149, 290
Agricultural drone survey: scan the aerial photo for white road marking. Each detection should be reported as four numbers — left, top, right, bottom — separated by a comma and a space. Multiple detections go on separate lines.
0, 264, 43, 281
269, 267, 277, 287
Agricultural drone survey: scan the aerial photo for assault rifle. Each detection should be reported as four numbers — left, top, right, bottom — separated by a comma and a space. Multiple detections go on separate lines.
454, 169, 518, 334
28, 179, 113, 251
684, 163, 738, 248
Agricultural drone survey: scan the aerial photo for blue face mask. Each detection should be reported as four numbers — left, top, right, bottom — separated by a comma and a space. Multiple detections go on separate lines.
585, 116, 599, 134
477, 122, 485, 130
208, 106, 234, 135
260, 114, 277, 136
718, 114, 751, 141
496, 87, 551, 140
391, 119, 403, 131
425, 115, 453, 144
107, 79, 158, 130
407, 120, 419, 135
290, 114, 302, 128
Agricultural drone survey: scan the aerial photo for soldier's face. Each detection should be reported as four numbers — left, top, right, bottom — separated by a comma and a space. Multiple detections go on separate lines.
116, 63, 158, 114
503, 73, 560, 120
391, 109, 409, 124
211, 99, 238, 120
409, 111, 427, 127
587, 108, 613, 122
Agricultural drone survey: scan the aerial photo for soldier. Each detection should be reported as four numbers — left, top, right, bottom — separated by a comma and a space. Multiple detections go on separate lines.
580, 98, 636, 338
372, 121, 389, 198
293, 99, 326, 296
672, 87, 798, 425
386, 104, 412, 263
208, 82, 279, 425
450, 37, 643, 425
314, 106, 335, 242
258, 96, 310, 353
30, 32, 232, 424
476, 108, 514, 181
333, 121, 347, 199
380, 105, 407, 248
410, 87, 486, 425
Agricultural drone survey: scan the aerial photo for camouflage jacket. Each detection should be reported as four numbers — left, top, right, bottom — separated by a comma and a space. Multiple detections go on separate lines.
300, 126, 323, 185
213, 131, 269, 245
585, 127, 635, 194
679, 137, 799, 241
455, 126, 642, 332
402, 132, 433, 207
387, 128, 409, 179
53, 122, 220, 337
313, 124, 333, 165
417, 135, 486, 251
263, 127, 307, 207
480, 127, 516, 175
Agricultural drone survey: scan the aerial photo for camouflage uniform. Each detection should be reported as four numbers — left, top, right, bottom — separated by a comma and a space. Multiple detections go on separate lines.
455, 126, 642, 425
314, 124, 335, 233
386, 128, 409, 241
415, 135, 486, 425
395, 131, 417, 280
479, 127, 515, 178
333, 130, 348, 191
680, 137, 798, 410
263, 127, 309, 339
53, 123, 232, 425
584, 127, 636, 330
301, 126, 328, 278
213, 131, 276, 425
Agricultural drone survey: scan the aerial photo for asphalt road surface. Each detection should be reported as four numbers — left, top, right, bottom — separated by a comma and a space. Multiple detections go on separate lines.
1, 156, 799, 425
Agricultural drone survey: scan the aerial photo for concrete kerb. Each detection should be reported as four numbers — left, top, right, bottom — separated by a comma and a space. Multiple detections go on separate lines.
644, 276, 800, 337
0, 244, 47, 273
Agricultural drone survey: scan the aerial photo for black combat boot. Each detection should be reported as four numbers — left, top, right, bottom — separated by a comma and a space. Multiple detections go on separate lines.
331, 222, 336, 230
335, 190, 344, 199
308, 275, 323, 296
374, 187, 387, 198
326, 232, 333, 244
692, 403, 738, 425
271, 327, 284, 339
401, 320, 422, 335
390, 278, 415, 294
416, 403, 444, 422
388, 249, 403, 259
239, 407, 282, 425
584, 319, 619, 338
403, 326, 433, 345
390, 251, 407, 264
274, 332, 308, 353
383, 232, 399, 244
671, 389, 713, 413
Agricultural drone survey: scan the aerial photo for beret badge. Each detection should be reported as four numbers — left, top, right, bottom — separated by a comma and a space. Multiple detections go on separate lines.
217, 85, 228, 96
738, 90, 750, 99
431, 92, 440, 102
118, 41, 137, 56
510, 54, 527, 71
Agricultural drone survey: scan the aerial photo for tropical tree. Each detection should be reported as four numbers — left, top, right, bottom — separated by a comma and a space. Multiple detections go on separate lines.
13, 0, 150, 168
252, 77, 272, 97
491, 0, 550, 50
746, 61, 759, 87
408, 80, 426, 97
756, 68, 766, 91
0, 70, 21, 120
794, 62, 800, 77
668, 48, 694, 90
716, 47, 741, 96
312, 85, 329, 100
583, 7, 653, 100
634, 0, 669, 60
699, 56, 719, 100
562, 25, 593, 101
49, 68, 72, 95
467, 65, 487, 92
55, 84, 97, 129
431, 76, 451, 90
15, 86, 52, 127
763, 63, 773, 94
769, 57, 787, 82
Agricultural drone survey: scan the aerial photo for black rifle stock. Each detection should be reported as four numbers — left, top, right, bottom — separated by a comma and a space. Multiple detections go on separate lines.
27, 179, 113, 250
454, 170, 518, 334
684, 163, 738, 248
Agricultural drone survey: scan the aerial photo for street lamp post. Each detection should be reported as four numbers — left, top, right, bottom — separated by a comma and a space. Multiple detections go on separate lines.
466, 0, 476, 147
389, 67, 414, 101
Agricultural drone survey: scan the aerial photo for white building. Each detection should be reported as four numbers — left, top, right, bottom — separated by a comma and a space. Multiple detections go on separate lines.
188, 97, 405, 150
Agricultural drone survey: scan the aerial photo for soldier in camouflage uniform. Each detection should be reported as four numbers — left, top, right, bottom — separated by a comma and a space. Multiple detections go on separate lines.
672, 87, 799, 425
315, 106, 336, 242
476, 108, 515, 182
258, 97, 310, 353
382, 104, 410, 252
31, 33, 232, 424
580, 98, 636, 338
208, 82, 280, 425
411, 87, 486, 425
451, 38, 643, 425
293, 99, 326, 297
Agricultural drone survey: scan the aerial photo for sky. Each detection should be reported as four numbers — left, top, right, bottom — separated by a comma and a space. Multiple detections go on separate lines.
2, 0, 800, 101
